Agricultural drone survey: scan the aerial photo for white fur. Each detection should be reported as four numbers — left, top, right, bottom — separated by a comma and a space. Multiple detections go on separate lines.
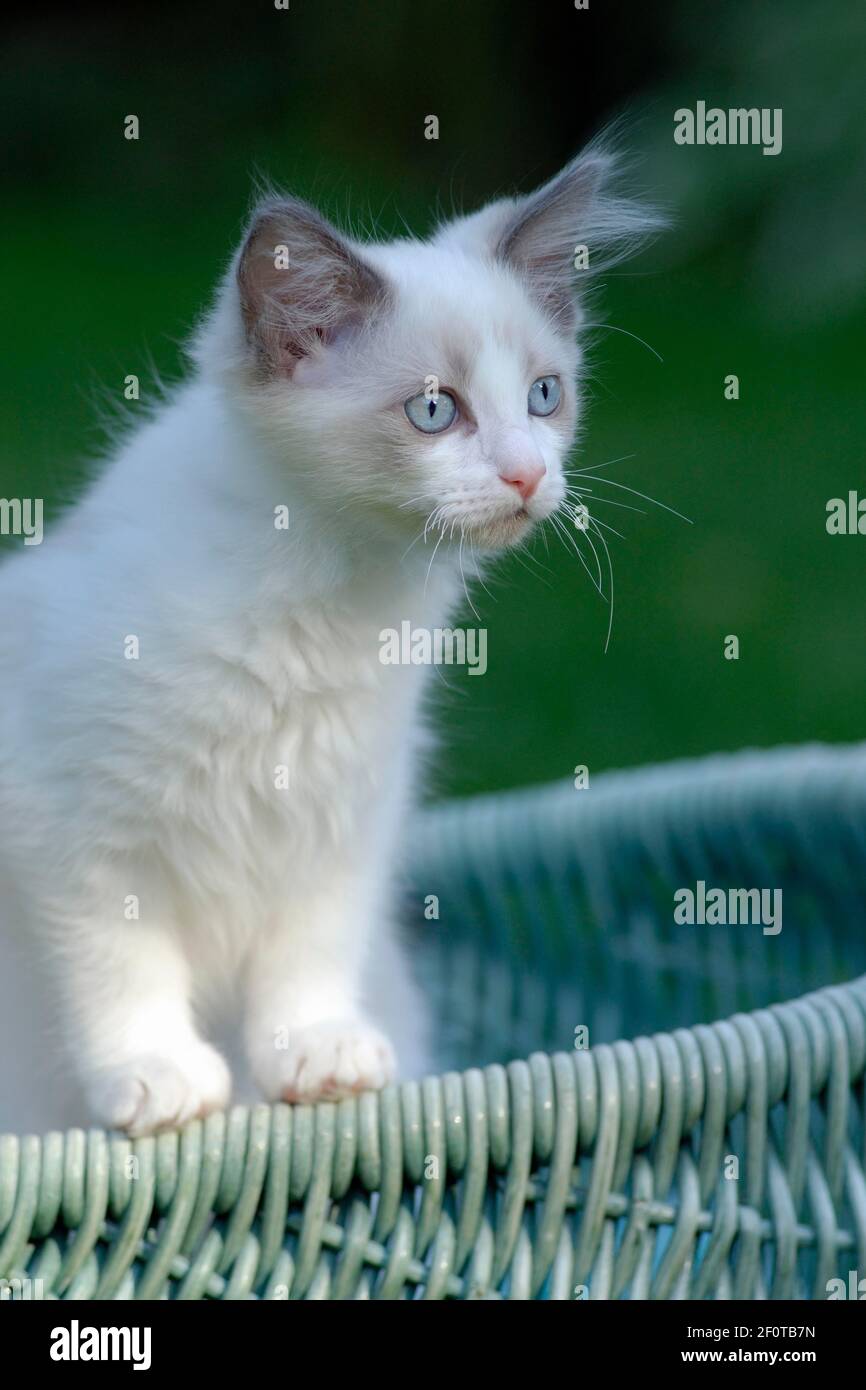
0, 151, 658, 1134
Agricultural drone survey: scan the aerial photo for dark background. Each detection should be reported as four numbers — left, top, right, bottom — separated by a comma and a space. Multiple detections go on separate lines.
2, 0, 864, 798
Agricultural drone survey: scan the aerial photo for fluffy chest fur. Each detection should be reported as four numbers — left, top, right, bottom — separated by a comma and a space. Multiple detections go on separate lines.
0, 387, 456, 946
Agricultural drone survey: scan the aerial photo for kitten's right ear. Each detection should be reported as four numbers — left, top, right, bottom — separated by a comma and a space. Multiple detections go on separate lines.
236, 196, 388, 377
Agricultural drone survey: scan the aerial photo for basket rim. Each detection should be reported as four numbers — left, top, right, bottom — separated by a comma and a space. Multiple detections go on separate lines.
3, 743, 865, 1300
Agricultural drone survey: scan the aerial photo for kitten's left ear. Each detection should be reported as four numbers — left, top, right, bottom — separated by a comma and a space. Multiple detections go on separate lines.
441, 148, 663, 327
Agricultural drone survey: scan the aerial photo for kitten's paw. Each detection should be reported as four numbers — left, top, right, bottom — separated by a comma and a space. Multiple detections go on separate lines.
86, 1044, 231, 1137
256, 1019, 396, 1103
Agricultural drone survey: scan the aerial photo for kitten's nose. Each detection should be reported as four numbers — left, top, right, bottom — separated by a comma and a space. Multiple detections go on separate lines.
498, 458, 546, 502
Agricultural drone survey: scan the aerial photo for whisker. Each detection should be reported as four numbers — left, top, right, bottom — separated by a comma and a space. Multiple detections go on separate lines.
571, 453, 637, 476
549, 512, 604, 597
578, 517, 605, 595
553, 502, 605, 591
588, 518, 615, 654
584, 513, 626, 541
458, 527, 481, 621
513, 539, 553, 582
424, 505, 447, 544
423, 529, 445, 596
509, 544, 553, 588
565, 487, 646, 516
398, 493, 437, 512
400, 503, 442, 561
467, 536, 497, 601
574, 475, 693, 525
400, 529, 427, 562
582, 323, 664, 364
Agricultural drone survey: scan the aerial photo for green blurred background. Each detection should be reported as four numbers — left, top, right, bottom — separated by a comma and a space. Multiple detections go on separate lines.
2, 0, 864, 799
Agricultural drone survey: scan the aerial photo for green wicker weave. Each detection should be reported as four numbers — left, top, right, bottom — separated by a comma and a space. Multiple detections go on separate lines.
2, 743, 865, 1300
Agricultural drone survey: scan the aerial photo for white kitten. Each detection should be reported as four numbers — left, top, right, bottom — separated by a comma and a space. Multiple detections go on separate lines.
0, 148, 657, 1135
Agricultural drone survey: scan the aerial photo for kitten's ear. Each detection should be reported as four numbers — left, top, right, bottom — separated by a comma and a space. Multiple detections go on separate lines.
237, 196, 388, 376
443, 148, 663, 327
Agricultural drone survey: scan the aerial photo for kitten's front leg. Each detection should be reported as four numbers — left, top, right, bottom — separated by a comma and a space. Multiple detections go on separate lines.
62, 923, 230, 1135
245, 878, 396, 1103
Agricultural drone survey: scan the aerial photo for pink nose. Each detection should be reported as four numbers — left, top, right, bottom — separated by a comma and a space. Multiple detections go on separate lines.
499, 459, 546, 502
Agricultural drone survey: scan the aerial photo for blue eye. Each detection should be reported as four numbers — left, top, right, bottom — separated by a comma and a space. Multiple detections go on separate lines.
404, 390, 458, 434
528, 376, 561, 417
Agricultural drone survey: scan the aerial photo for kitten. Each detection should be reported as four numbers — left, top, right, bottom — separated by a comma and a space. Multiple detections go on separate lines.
0, 147, 658, 1135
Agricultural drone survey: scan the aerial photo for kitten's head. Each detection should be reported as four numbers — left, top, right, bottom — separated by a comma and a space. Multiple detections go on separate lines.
202, 147, 660, 552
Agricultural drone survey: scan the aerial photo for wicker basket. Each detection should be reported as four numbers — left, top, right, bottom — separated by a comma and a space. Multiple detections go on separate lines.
2, 743, 865, 1300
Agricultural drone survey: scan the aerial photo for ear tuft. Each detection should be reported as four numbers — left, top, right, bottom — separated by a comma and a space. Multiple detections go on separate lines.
498, 148, 665, 324
440, 142, 665, 329
237, 196, 388, 376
